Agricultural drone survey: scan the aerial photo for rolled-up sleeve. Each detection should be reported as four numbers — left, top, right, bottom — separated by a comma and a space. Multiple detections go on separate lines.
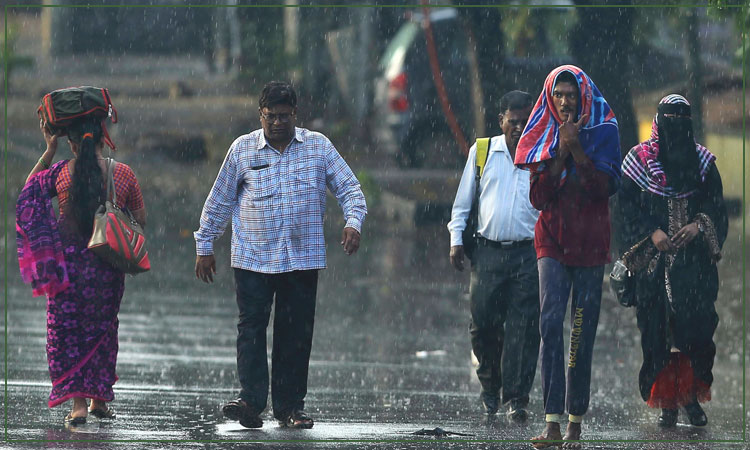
324, 141, 367, 233
194, 144, 239, 255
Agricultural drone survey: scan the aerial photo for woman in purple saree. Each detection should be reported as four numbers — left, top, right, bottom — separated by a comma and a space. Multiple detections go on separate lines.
16, 116, 146, 424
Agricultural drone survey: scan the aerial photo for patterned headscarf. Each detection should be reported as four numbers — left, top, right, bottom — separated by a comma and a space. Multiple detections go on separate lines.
622, 94, 715, 198
514, 65, 621, 185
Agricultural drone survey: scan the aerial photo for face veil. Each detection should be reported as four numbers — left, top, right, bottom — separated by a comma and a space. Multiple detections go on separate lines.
656, 97, 701, 192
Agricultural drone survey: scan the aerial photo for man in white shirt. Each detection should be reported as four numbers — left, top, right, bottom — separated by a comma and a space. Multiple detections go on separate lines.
448, 90, 539, 420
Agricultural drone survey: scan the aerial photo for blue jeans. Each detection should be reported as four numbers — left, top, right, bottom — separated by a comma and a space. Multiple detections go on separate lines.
538, 257, 604, 417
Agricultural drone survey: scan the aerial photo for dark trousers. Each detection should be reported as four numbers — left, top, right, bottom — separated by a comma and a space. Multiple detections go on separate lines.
469, 241, 540, 407
538, 257, 603, 417
234, 268, 318, 419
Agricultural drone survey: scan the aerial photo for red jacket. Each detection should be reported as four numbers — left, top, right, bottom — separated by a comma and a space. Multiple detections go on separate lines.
529, 159, 612, 266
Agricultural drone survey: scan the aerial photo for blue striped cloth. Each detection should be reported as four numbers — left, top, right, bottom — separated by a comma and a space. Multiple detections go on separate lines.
195, 128, 367, 274
514, 65, 621, 186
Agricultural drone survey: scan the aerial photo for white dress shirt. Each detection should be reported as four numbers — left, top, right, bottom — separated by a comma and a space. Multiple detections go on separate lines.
447, 134, 539, 246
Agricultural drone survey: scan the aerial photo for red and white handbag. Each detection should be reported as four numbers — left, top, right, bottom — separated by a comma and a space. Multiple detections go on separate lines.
88, 159, 150, 274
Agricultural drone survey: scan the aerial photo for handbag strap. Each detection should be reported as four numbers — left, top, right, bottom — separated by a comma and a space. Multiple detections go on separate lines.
621, 235, 657, 272
105, 158, 118, 206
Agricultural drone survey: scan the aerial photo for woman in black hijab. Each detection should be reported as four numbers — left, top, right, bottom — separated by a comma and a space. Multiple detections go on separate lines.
619, 94, 727, 427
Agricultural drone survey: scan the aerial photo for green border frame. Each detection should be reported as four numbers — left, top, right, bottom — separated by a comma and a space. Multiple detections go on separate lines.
3, 2, 746, 446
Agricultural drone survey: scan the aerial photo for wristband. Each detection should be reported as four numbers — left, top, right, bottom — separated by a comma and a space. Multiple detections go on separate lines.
38, 156, 50, 169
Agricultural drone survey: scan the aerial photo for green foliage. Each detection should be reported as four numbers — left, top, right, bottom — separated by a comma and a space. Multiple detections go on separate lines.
501, 7, 578, 58
235, 7, 297, 92
356, 169, 381, 210
1, 20, 35, 93
707, 0, 748, 63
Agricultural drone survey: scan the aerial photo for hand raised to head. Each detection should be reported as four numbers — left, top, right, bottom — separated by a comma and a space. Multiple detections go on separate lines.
39, 118, 59, 153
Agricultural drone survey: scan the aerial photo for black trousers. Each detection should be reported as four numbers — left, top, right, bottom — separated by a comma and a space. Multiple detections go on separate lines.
234, 268, 318, 419
469, 241, 540, 407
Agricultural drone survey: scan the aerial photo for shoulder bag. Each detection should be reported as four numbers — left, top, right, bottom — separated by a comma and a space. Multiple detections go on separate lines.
88, 159, 150, 274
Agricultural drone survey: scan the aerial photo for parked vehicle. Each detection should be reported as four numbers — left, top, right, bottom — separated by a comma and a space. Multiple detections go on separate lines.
373, 7, 571, 168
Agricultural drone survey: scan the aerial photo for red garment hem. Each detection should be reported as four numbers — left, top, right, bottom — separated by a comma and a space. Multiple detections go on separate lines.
48, 392, 113, 408
647, 352, 711, 409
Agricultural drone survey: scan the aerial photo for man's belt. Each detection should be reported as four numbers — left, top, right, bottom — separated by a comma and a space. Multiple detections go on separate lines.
476, 236, 533, 249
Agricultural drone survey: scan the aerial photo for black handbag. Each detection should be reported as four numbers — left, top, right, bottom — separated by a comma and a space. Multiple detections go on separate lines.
462, 138, 491, 262
609, 236, 656, 307
609, 258, 636, 307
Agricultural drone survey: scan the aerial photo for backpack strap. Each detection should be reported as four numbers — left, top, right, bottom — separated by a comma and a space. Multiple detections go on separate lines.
475, 137, 491, 178
102, 121, 116, 150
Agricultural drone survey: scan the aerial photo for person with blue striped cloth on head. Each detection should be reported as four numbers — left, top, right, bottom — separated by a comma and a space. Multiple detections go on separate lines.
514, 65, 621, 449
194, 81, 367, 430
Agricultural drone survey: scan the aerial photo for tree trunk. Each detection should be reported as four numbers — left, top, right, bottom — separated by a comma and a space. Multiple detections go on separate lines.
686, 8, 705, 143
44, 0, 72, 55
456, 3, 504, 136
284, 0, 301, 84
570, 1, 638, 257
571, 1, 638, 155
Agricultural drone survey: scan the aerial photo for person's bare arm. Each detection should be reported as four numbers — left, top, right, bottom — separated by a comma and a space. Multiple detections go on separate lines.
26, 119, 60, 184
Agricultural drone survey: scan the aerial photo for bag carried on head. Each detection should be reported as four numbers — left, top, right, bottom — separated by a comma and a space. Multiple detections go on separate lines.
88, 159, 150, 274
38, 86, 118, 149
463, 137, 491, 262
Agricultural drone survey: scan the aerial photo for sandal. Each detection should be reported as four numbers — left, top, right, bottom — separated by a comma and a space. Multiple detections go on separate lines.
64, 413, 86, 426
222, 398, 263, 429
89, 407, 116, 420
278, 409, 314, 429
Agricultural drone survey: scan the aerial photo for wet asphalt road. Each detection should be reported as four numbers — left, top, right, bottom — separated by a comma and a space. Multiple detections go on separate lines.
3, 151, 747, 450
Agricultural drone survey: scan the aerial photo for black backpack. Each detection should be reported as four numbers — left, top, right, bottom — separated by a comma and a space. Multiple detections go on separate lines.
38, 86, 118, 149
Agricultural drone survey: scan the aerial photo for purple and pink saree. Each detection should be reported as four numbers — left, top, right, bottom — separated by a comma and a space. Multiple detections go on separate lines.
16, 160, 125, 407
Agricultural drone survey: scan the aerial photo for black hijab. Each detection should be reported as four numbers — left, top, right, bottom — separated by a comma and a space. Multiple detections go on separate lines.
656, 97, 701, 192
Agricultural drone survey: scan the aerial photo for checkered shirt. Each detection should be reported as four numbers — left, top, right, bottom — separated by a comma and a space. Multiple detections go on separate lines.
194, 128, 367, 274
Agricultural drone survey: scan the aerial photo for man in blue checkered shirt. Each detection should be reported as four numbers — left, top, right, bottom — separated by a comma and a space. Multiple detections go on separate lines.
194, 81, 367, 430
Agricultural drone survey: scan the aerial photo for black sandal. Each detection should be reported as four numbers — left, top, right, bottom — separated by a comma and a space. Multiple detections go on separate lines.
89, 407, 116, 420
278, 409, 314, 429
64, 413, 86, 426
